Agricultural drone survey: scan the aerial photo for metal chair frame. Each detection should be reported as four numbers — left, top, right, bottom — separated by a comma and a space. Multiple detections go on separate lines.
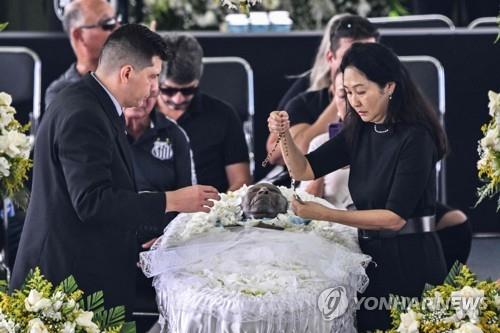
399, 55, 447, 203
467, 17, 499, 29
0, 46, 42, 135
369, 14, 455, 29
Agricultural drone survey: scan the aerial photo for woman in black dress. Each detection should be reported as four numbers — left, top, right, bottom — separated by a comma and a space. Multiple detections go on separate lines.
268, 43, 449, 332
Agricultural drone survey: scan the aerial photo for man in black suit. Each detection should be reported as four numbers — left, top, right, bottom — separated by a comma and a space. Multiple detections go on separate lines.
10, 24, 219, 314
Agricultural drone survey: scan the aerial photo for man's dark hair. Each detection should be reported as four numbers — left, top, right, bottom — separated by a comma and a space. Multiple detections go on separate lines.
160, 34, 203, 85
329, 15, 380, 55
99, 24, 168, 72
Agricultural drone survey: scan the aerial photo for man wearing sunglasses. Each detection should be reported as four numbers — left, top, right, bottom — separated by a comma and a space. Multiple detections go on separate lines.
45, 0, 120, 108
156, 34, 252, 193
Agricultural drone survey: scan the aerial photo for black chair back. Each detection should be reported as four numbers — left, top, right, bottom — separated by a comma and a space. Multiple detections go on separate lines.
199, 56, 255, 173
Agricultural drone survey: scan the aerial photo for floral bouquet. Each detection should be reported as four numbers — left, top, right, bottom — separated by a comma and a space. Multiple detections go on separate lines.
476, 91, 500, 211
383, 262, 499, 333
0, 92, 32, 209
0, 267, 135, 333
220, 0, 262, 14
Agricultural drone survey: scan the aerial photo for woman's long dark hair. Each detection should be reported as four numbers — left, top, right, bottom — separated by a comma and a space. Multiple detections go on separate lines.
339, 43, 448, 159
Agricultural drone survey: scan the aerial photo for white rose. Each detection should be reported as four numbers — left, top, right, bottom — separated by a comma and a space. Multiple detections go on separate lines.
0, 93, 12, 107
0, 130, 31, 158
453, 322, 483, 333
0, 316, 16, 333
396, 309, 420, 333
27, 318, 49, 333
488, 91, 500, 117
480, 129, 496, 149
0, 157, 10, 178
452, 286, 485, 298
0, 106, 15, 129
495, 295, 500, 309
494, 136, 500, 152
25, 290, 52, 312
59, 321, 76, 333
75, 311, 100, 333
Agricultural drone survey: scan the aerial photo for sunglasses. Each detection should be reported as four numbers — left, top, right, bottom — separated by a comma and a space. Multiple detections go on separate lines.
79, 15, 121, 31
159, 86, 198, 97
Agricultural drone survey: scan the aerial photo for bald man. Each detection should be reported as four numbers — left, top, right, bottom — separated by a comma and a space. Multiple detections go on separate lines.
45, 0, 119, 108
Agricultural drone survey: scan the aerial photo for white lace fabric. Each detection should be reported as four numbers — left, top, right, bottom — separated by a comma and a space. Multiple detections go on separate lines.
140, 186, 371, 333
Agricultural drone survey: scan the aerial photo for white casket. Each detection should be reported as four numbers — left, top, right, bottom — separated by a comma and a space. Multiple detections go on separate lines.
140, 186, 370, 333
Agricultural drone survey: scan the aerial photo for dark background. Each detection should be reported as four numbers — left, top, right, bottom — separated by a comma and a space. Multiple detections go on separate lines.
0, 28, 499, 232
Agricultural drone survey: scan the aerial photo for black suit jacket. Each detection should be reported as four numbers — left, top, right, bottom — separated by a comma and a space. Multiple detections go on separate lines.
10, 74, 166, 313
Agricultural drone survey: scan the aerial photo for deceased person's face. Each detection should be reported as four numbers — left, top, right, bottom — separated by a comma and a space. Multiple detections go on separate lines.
242, 183, 288, 219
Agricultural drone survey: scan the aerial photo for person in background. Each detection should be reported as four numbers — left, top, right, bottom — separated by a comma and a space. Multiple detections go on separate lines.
266, 14, 379, 166
268, 43, 449, 331
123, 85, 196, 315
156, 33, 251, 193
45, 0, 120, 108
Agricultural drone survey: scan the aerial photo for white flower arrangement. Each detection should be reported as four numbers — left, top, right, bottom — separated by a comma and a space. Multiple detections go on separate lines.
0, 92, 32, 207
0, 268, 135, 333
476, 91, 500, 211
382, 263, 499, 333
165, 184, 361, 254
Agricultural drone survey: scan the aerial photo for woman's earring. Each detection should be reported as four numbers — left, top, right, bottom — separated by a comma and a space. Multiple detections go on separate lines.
389, 94, 392, 100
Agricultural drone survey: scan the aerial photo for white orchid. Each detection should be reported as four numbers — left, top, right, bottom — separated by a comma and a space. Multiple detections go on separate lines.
75, 311, 100, 333
27, 318, 49, 333
0, 130, 31, 159
0, 106, 15, 129
59, 321, 76, 333
0, 157, 10, 178
0, 311, 17, 333
488, 90, 500, 118
25, 290, 52, 313
396, 309, 420, 333
451, 286, 484, 323
453, 322, 483, 333
0, 92, 12, 107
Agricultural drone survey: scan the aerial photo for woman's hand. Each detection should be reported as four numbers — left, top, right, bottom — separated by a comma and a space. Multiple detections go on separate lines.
267, 111, 290, 134
291, 198, 329, 221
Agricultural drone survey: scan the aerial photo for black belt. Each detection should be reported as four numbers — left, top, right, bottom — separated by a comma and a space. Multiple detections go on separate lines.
358, 215, 436, 239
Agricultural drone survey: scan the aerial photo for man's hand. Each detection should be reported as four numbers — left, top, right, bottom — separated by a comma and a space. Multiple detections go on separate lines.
166, 185, 220, 213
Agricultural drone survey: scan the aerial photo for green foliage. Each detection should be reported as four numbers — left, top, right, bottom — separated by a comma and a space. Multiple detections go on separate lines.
384, 263, 499, 333
94, 305, 129, 331
0, 266, 136, 333
0, 22, 8, 31
58, 275, 78, 294
80, 290, 105, 313
0, 280, 7, 293
21, 267, 54, 296
443, 260, 464, 287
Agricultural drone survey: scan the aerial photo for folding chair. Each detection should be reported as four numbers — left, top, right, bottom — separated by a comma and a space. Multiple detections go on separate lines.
399, 55, 447, 203
369, 14, 455, 29
200, 56, 255, 173
0, 46, 42, 135
467, 17, 499, 29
